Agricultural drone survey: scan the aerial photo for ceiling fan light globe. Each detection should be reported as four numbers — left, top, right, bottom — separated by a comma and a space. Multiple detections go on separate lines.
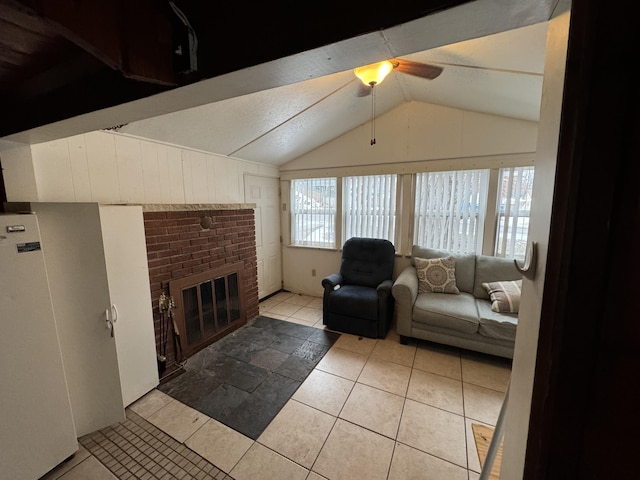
354, 60, 394, 86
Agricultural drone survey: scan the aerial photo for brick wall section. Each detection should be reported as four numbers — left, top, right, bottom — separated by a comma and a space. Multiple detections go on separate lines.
143, 209, 258, 377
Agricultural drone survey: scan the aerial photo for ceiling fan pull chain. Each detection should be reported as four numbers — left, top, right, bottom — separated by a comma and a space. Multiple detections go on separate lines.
354, 58, 444, 147
370, 85, 376, 145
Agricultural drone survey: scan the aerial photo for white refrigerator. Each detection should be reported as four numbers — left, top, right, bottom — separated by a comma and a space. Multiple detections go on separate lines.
0, 213, 78, 480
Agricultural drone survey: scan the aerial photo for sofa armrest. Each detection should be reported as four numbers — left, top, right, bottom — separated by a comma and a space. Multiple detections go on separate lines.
392, 266, 419, 336
322, 273, 343, 291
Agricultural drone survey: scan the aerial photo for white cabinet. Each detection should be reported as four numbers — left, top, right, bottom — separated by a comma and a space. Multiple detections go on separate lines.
32, 203, 159, 436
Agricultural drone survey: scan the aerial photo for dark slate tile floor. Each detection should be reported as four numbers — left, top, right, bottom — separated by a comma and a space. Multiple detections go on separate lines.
158, 315, 340, 440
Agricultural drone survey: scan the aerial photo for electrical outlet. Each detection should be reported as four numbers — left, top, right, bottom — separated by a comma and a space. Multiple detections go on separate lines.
311, 269, 316, 277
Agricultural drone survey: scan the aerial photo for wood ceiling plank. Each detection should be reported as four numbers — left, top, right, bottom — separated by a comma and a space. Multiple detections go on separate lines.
37, 0, 176, 85
0, 16, 61, 55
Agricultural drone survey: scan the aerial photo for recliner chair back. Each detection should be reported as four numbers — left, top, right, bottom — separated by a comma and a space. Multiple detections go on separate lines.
340, 237, 395, 288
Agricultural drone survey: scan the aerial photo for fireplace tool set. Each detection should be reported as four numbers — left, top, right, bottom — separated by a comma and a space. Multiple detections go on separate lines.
157, 292, 177, 375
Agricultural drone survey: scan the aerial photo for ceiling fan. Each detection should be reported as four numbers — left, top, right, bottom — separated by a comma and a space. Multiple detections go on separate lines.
354, 58, 444, 96
353, 59, 443, 145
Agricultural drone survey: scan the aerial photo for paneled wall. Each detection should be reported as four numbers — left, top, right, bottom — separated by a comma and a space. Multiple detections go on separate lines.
280, 102, 539, 173
3, 130, 278, 204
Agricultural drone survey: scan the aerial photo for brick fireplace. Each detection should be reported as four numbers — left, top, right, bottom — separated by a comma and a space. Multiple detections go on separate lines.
142, 205, 259, 378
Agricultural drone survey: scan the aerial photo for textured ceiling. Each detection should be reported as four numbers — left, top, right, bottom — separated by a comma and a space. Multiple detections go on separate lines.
118, 22, 548, 166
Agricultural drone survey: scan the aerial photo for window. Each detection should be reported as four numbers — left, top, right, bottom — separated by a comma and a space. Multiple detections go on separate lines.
414, 170, 488, 253
291, 177, 337, 247
494, 166, 535, 260
343, 174, 397, 243
288, 166, 533, 256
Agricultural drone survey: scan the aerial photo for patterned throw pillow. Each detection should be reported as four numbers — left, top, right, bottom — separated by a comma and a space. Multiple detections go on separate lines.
482, 280, 522, 313
414, 256, 460, 294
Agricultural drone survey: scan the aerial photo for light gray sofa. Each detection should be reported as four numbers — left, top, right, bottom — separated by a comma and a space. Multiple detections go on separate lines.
391, 246, 522, 359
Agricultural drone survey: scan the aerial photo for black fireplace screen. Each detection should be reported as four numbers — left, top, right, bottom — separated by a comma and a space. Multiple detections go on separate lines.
170, 263, 245, 358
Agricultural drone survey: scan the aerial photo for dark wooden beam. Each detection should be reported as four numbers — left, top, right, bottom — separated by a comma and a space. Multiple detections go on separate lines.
30, 0, 176, 85
1, 68, 170, 135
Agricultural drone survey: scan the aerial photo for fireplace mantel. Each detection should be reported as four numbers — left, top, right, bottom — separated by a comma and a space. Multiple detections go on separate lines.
141, 203, 256, 212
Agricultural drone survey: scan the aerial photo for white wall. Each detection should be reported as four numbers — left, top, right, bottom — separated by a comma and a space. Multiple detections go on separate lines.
501, 11, 570, 479
281, 102, 538, 172
280, 102, 539, 297
3, 130, 279, 204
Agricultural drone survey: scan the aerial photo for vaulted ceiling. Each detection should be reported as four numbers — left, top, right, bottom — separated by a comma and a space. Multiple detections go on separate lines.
0, 0, 561, 166
117, 22, 548, 166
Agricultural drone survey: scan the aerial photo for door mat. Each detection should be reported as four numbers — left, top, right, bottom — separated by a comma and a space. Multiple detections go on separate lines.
159, 315, 340, 440
472, 423, 503, 479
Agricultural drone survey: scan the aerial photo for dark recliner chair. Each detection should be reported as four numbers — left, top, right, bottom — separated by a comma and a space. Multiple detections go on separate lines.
322, 237, 395, 338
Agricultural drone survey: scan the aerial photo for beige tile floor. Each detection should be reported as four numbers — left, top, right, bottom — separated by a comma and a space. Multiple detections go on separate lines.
42, 291, 512, 480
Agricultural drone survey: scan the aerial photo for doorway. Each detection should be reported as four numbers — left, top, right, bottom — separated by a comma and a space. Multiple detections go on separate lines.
244, 174, 282, 299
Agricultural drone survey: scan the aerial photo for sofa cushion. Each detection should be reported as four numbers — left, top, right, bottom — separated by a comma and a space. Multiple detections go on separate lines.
473, 255, 522, 299
482, 279, 522, 313
413, 292, 479, 334
415, 256, 460, 294
411, 246, 475, 293
476, 300, 518, 342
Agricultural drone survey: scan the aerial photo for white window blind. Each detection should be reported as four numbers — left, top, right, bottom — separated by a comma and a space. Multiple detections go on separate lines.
291, 178, 337, 247
495, 166, 535, 260
414, 170, 487, 254
343, 174, 397, 243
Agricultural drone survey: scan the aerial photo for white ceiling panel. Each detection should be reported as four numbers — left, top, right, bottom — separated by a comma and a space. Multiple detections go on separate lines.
234, 76, 407, 164
398, 62, 544, 121
113, 21, 549, 166
120, 70, 356, 155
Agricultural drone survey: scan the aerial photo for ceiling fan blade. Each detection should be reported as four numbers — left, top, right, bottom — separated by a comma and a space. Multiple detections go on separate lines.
393, 58, 443, 80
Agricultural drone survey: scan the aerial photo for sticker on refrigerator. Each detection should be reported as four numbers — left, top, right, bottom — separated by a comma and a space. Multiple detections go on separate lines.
17, 241, 41, 253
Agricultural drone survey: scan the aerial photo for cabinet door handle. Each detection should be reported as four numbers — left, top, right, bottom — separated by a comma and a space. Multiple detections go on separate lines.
111, 304, 118, 323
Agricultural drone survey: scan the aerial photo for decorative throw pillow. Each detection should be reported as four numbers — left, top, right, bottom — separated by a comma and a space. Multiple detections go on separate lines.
414, 256, 460, 294
482, 279, 522, 313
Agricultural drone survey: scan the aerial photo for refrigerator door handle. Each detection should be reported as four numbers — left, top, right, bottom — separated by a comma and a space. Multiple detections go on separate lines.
111, 304, 119, 323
